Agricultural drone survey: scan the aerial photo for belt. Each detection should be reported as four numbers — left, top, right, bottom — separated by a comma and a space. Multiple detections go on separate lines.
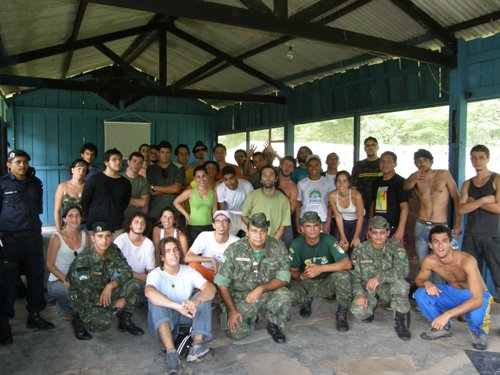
416, 219, 447, 227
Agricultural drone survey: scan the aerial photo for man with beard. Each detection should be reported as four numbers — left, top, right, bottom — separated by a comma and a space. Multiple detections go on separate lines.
278, 156, 298, 246
123, 152, 149, 221
291, 146, 313, 183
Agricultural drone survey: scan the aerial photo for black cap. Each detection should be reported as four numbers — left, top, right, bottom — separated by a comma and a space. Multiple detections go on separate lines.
8, 149, 31, 161
92, 222, 114, 233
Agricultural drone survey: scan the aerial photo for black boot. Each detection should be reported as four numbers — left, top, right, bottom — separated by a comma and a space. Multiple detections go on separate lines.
26, 313, 55, 330
0, 317, 13, 346
335, 305, 349, 332
72, 316, 92, 340
118, 311, 144, 336
394, 311, 411, 340
299, 299, 312, 318
266, 322, 286, 343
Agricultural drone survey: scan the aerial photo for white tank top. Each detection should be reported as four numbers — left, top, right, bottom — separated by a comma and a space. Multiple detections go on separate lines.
160, 228, 179, 240
48, 231, 87, 281
336, 189, 364, 221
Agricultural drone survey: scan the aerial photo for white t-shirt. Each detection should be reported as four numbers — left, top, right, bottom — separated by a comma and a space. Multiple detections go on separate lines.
114, 233, 156, 274
216, 178, 253, 214
146, 265, 207, 304
297, 176, 336, 222
323, 172, 337, 190
190, 231, 239, 269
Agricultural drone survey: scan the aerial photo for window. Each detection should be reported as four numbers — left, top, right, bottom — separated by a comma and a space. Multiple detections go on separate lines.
294, 118, 354, 172
249, 127, 285, 166
217, 132, 246, 165
360, 106, 449, 178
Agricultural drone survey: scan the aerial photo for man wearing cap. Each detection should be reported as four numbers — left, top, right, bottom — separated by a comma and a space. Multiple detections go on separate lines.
242, 165, 291, 240
66, 222, 144, 340
215, 213, 292, 343
288, 211, 352, 331
0, 149, 54, 345
184, 210, 239, 283
217, 166, 254, 237
351, 137, 382, 214
350, 216, 411, 340
295, 154, 335, 234
404, 149, 461, 267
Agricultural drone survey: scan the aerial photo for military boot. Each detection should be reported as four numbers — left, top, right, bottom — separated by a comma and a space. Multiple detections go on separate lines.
336, 305, 349, 332
0, 317, 13, 346
394, 311, 411, 340
118, 311, 144, 336
72, 316, 92, 340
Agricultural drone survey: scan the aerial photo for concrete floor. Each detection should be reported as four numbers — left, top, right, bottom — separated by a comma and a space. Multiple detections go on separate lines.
1, 295, 499, 375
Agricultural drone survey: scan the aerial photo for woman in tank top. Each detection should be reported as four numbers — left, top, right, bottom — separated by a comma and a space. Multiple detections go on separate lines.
53, 159, 88, 230
328, 170, 366, 251
152, 206, 189, 258
47, 205, 89, 320
174, 166, 217, 246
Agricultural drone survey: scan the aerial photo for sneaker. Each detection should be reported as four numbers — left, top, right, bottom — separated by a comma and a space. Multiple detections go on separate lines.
421, 327, 452, 340
470, 331, 488, 350
166, 351, 181, 375
186, 341, 213, 362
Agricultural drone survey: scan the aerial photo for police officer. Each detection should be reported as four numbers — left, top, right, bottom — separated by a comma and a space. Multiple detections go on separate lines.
350, 216, 411, 340
66, 222, 144, 340
0, 150, 54, 346
215, 213, 292, 343
288, 211, 352, 331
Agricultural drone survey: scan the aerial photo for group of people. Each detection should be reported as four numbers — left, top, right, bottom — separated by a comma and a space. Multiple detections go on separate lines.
0, 136, 498, 375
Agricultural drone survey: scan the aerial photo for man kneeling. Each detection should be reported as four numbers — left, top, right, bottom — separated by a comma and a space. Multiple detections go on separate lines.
415, 225, 493, 350
146, 237, 216, 375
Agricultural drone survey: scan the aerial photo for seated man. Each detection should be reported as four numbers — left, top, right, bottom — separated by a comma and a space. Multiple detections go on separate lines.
146, 236, 216, 375
184, 210, 239, 283
414, 225, 492, 350
350, 216, 411, 340
215, 213, 292, 343
289, 211, 352, 332
66, 222, 144, 340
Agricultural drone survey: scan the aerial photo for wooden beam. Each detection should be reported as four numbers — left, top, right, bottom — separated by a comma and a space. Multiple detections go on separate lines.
61, 2, 88, 79
448, 10, 500, 33
83, 0, 453, 66
274, 0, 288, 20
167, 23, 285, 90
390, 0, 456, 52
239, 0, 273, 14
159, 24, 167, 86
0, 74, 286, 104
0, 22, 161, 68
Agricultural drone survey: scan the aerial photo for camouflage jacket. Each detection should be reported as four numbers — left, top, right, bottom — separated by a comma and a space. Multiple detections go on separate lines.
67, 243, 133, 303
351, 238, 408, 297
214, 236, 291, 292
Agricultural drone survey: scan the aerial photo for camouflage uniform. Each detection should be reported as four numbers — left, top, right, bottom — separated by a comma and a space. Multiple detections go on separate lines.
67, 243, 143, 331
214, 236, 291, 340
288, 233, 352, 307
350, 237, 410, 320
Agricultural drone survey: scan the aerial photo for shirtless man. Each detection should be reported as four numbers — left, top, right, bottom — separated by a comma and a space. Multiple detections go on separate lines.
403, 149, 461, 266
458, 144, 500, 300
414, 225, 492, 350
278, 156, 298, 247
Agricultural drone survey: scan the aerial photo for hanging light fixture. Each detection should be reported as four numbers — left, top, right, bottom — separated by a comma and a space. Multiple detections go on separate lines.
286, 45, 294, 61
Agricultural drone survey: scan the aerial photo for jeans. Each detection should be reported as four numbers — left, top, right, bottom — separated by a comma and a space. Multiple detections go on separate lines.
148, 295, 212, 342
47, 280, 71, 317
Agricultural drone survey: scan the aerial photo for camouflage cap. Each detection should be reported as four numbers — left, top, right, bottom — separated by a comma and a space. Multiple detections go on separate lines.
368, 216, 390, 230
300, 211, 321, 224
248, 212, 270, 229
92, 222, 114, 233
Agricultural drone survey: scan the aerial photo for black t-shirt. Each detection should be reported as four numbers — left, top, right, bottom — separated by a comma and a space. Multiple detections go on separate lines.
371, 174, 409, 228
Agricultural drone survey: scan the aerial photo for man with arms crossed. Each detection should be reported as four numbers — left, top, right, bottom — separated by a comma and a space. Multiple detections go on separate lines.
404, 149, 462, 266
459, 144, 500, 301
414, 225, 492, 350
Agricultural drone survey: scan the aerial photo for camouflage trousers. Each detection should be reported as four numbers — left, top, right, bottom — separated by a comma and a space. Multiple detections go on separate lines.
228, 287, 292, 340
289, 271, 352, 307
68, 279, 143, 332
350, 278, 410, 320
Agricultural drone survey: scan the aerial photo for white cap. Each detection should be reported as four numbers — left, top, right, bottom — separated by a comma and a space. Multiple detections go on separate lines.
213, 210, 231, 220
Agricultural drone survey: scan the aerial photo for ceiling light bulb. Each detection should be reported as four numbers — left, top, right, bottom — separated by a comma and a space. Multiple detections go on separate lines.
287, 45, 294, 61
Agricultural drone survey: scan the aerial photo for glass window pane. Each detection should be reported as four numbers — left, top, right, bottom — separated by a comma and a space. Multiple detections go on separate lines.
217, 132, 246, 165
360, 106, 449, 178
466, 99, 500, 179
294, 118, 354, 172
271, 127, 284, 141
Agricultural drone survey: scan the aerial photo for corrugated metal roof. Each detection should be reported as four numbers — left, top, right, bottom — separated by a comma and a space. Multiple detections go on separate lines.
0, 0, 498, 107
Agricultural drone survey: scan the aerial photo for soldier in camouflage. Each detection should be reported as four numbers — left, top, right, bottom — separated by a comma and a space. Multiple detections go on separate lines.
66, 222, 144, 340
288, 211, 352, 331
215, 213, 291, 343
350, 216, 411, 340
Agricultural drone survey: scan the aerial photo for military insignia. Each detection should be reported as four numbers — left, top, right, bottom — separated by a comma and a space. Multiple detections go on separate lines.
398, 251, 407, 260
96, 225, 103, 232
289, 248, 295, 254
235, 257, 251, 262
304, 259, 312, 265
8, 151, 15, 159
78, 273, 90, 281
360, 260, 373, 264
